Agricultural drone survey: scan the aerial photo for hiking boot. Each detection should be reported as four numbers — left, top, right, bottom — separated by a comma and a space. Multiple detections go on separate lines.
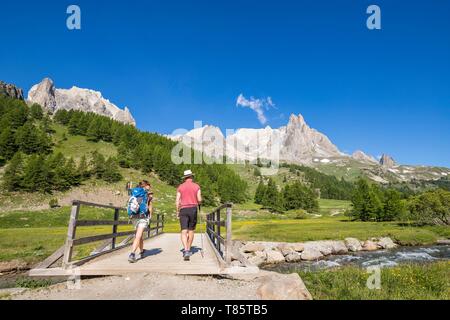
128, 253, 137, 263
140, 249, 146, 258
183, 250, 190, 261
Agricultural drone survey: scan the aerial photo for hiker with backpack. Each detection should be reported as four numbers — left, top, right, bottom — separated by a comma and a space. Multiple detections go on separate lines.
127, 180, 153, 263
176, 170, 202, 261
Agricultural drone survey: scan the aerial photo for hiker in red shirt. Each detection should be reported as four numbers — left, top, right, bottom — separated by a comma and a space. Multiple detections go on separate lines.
176, 170, 202, 261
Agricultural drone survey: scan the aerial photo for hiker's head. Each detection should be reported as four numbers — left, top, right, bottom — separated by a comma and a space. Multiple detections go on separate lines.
141, 180, 151, 190
182, 169, 194, 181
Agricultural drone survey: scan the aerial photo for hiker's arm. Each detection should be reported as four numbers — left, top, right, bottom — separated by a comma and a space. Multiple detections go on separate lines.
176, 191, 181, 218
197, 189, 202, 204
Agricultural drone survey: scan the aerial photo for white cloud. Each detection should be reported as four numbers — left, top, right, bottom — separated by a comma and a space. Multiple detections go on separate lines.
236, 94, 275, 125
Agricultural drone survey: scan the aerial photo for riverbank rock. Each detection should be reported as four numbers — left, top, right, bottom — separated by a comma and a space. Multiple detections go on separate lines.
345, 238, 363, 252
256, 273, 312, 300
277, 243, 295, 256
376, 237, 397, 249
285, 252, 302, 262
291, 243, 305, 252
265, 250, 286, 264
436, 239, 450, 245
329, 241, 348, 254
241, 242, 266, 253
301, 248, 323, 261
247, 251, 267, 266
362, 240, 378, 251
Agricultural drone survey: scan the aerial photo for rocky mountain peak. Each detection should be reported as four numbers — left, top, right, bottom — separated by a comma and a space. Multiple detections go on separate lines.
380, 154, 396, 168
0, 80, 24, 100
27, 78, 136, 126
352, 150, 378, 164
28, 78, 57, 112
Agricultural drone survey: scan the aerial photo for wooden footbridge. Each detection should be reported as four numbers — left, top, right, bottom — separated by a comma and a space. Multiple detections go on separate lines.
30, 201, 251, 277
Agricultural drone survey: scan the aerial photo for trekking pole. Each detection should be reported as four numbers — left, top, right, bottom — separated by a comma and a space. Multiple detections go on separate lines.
198, 204, 204, 258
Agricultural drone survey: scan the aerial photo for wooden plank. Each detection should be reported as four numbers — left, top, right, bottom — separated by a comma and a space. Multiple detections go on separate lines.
73, 230, 136, 246
205, 233, 226, 269
34, 245, 65, 269
225, 206, 232, 266
62, 203, 80, 267
74, 200, 127, 211
76, 220, 129, 226
111, 208, 120, 249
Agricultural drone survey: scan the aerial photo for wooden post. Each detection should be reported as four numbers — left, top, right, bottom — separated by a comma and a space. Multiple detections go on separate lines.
111, 208, 120, 249
156, 214, 160, 235
62, 202, 80, 268
216, 209, 221, 253
147, 213, 152, 239
225, 205, 232, 266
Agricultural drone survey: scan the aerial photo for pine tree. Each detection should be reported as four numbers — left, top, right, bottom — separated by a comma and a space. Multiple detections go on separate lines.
103, 157, 122, 182
351, 179, 383, 221
90, 151, 106, 179
77, 155, 90, 179
2, 152, 24, 191
262, 178, 284, 212
0, 127, 18, 160
255, 180, 266, 204
15, 122, 40, 154
22, 155, 52, 193
30, 103, 44, 120
382, 189, 404, 221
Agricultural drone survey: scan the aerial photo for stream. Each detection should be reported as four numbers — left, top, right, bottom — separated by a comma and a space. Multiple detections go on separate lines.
262, 245, 450, 273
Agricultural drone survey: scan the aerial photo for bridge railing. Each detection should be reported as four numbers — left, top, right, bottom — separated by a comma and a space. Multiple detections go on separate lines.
61, 200, 164, 268
205, 203, 232, 266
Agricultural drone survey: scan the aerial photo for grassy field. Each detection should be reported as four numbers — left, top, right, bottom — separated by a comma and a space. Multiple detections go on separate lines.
300, 261, 450, 300
0, 198, 448, 265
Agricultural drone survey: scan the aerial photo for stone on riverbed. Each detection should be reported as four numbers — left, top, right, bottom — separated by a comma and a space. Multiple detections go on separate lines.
329, 241, 348, 254
345, 238, 363, 252
285, 252, 302, 262
376, 237, 397, 249
247, 251, 267, 266
301, 248, 323, 261
265, 250, 286, 264
240, 242, 266, 253
291, 243, 305, 252
362, 240, 378, 251
277, 243, 296, 256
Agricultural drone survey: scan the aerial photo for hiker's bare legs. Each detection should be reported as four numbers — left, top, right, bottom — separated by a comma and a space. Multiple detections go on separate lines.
131, 226, 145, 254
187, 230, 195, 250
181, 229, 189, 251
139, 238, 144, 253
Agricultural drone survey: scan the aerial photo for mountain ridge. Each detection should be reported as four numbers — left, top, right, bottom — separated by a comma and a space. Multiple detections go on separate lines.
27, 78, 136, 126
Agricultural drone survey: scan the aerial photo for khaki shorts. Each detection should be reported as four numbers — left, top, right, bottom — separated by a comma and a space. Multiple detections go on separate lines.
132, 217, 149, 230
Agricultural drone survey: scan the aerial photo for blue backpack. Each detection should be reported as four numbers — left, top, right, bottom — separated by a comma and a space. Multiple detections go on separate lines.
127, 187, 148, 217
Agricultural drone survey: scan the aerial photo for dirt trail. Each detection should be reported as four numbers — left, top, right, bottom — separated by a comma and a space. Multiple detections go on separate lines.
12, 273, 260, 300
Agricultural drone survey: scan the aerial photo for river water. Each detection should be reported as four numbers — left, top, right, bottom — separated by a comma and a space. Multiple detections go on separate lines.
262, 245, 450, 273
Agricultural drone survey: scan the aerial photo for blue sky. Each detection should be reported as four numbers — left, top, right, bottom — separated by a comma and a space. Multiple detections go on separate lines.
0, 0, 449, 167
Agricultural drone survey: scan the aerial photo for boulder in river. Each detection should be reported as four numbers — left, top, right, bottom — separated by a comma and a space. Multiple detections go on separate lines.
241, 242, 266, 253
345, 238, 363, 252
362, 240, 379, 251
265, 250, 286, 264
376, 237, 397, 249
301, 248, 323, 261
285, 252, 302, 262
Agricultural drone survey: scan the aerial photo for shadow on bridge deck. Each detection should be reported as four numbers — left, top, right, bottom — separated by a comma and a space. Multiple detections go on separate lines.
30, 233, 223, 276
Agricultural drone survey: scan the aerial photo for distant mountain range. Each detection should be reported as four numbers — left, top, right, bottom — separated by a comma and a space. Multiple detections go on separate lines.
23, 78, 136, 126
170, 114, 450, 183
